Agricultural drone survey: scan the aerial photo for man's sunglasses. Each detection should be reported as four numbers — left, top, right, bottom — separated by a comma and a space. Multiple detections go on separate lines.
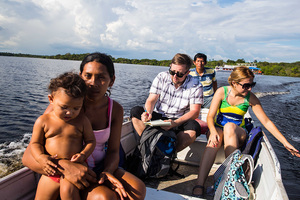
169, 68, 188, 78
237, 82, 256, 89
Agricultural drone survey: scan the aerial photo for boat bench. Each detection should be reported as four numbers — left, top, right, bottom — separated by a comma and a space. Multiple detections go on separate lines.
120, 120, 225, 166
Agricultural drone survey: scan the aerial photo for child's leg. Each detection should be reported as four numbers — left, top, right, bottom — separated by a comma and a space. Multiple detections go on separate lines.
35, 175, 60, 200
60, 177, 80, 200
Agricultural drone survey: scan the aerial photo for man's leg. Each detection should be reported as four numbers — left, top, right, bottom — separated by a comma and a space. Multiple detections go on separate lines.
130, 106, 163, 137
131, 118, 146, 136
130, 106, 147, 136
176, 130, 197, 152
175, 120, 201, 152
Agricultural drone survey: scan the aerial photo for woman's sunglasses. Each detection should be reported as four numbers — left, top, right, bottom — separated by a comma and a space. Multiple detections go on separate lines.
169, 68, 188, 78
237, 82, 256, 89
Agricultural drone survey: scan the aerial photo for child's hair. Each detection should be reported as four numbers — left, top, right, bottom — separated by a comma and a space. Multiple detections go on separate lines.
48, 72, 87, 98
228, 66, 255, 86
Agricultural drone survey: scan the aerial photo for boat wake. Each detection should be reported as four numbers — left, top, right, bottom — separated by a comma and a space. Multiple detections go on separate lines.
254, 91, 290, 98
291, 135, 300, 142
0, 133, 31, 178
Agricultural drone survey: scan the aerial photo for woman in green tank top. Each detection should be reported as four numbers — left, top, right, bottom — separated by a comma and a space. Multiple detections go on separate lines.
192, 66, 299, 197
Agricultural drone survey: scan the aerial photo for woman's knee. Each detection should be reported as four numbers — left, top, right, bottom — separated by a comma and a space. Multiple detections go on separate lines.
223, 123, 247, 147
223, 122, 236, 131
91, 191, 117, 200
84, 185, 118, 200
115, 169, 146, 200
223, 123, 238, 137
127, 179, 146, 200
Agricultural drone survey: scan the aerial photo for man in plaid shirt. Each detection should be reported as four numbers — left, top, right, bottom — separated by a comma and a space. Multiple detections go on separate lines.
130, 53, 203, 152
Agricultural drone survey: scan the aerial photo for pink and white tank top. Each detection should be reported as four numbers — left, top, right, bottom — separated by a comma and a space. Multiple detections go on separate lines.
86, 97, 113, 168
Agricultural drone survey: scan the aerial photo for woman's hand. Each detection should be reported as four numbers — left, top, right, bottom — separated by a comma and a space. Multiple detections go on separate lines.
208, 131, 220, 147
57, 159, 97, 189
284, 142, 300, 157
98, 172, 127, 200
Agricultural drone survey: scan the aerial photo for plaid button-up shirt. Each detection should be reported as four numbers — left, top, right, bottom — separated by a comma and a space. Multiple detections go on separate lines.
149, 71, 203, 119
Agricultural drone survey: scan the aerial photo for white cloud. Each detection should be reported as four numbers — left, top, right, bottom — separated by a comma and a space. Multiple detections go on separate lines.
0, 0, 300, 62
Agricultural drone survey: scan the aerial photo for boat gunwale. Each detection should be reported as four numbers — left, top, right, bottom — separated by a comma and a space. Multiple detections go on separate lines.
0, 109, 289, 200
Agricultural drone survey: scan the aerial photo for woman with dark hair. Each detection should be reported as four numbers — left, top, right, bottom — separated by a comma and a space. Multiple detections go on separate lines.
23, 52, 146, 200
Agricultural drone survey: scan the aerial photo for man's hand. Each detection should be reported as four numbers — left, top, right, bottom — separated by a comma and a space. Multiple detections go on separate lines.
57, 159, 97, 190
141, 111, 152, 122
98, 172, 127, 200
161, 119, 177, 131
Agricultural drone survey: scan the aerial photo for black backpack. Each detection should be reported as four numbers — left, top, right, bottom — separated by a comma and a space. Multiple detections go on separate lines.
125, 126, 177, 179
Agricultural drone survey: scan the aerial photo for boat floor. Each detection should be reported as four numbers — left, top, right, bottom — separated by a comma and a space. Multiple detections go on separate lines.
143, 162, 218, 200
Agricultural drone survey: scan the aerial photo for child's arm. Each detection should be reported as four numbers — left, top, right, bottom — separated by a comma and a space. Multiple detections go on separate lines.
71, 116, 96, 163
30, 116, 57, 175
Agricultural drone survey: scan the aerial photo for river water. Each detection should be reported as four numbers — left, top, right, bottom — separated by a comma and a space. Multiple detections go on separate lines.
0, 56, 299, 199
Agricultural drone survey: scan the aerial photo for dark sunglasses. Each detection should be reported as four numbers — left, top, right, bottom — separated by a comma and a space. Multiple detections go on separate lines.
169, 68, 188, 78
237, 82, 256, 89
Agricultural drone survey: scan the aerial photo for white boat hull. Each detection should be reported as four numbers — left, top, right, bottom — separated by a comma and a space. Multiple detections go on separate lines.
0, 109, 288, 199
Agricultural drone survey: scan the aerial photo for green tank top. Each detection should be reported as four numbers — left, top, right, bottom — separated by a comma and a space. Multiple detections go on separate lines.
215, 86, 250, 128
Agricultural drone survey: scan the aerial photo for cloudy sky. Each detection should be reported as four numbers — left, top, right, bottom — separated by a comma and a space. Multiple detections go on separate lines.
1, 0, 299, 62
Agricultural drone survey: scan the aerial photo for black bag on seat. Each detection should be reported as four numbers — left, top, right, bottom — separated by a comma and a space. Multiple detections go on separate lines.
125, 126, 177, 179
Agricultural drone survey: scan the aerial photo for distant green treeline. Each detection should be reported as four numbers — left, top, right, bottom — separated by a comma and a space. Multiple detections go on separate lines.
1, 52, 299, 77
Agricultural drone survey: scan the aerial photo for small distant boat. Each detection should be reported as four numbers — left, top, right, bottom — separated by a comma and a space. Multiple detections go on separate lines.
215, 65, 236, 72
216, 64, 262, 75
0, 109, 287, 199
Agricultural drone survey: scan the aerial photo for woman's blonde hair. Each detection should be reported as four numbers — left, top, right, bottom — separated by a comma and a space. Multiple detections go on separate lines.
228, 66, 255, 86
